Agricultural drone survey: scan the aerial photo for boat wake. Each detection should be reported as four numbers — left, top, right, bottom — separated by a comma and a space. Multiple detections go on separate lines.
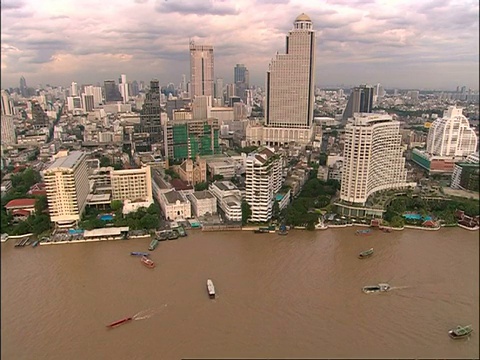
132, 304, 168, 321
390, 286, 410, 291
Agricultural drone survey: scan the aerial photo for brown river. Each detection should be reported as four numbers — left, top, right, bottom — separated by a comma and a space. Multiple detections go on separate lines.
1, 227, 478, 359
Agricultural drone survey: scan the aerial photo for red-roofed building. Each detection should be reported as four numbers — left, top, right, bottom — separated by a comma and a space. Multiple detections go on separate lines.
170, 178, 194, 192
4, 198, 37, 215
28, 183, 47, 196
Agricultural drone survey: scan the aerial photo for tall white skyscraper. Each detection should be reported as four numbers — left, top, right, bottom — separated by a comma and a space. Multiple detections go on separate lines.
190, 41, 214, 99
71, 81, 78, 96
84, 85, 103, 106
247, 13, 316, 147
1, 90, 14, 116
215, 77, 224, 105
426, 106, 478, 158
119, 74, 129, 104
1, 115, 16, 145
340, 113, 413, 205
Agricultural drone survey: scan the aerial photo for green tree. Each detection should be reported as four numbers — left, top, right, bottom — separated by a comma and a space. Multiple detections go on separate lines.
195, 182, 208, 191
272, 200, 280, 221
100, 156, 111, 167
212, 174, 224, 181
241, 200, 252, 225
111, 200, 123, 212
35, 195, 48, 214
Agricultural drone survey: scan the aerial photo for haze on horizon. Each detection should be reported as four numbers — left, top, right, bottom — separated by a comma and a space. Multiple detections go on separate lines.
1, 0, 479, 91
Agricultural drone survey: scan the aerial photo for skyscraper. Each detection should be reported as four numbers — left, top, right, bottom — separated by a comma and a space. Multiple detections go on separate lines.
71, 81, 78, 96
215, 78, 224, 105
1, 90, 14, 116
234, 64, 249, 103
258, 13, 315, 146
340, 113, 412, 205
342, 85, 374, 123
190, 41, 214, 99
19, 76, 27, 97
104, 80, 123, 102
119, 74, 129, 104
135, 79, 162, 149
426, 106, 478, 157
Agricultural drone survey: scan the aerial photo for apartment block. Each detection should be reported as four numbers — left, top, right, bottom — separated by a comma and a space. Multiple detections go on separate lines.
209, 181, 242, 222
110, 166, 153, 203
43, 151, 90, 227
245, 147, 283, 222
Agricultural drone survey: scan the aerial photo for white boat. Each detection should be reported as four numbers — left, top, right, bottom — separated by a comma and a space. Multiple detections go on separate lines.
206, 279, 215, 298
362, 283, 390, 294
315, 221, 328, 230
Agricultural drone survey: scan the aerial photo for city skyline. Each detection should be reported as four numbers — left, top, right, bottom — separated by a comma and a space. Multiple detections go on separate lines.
1, 0, 479, 90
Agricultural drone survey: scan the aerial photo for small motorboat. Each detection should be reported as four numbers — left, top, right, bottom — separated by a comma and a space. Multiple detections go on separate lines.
448, 325, 473, 339
278, 224, 288, 235
362, 283, 390, 294
130, 252, 150, 257
358, 248, 374, 259
356, 229, 371, 236
206, 279, 215, 298
141, 256, 155, 269
167, 231, 179, 240
32, 240, 40, 247
106, 316, 133, 328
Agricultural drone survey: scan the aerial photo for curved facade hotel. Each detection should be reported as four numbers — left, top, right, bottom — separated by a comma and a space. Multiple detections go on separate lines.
426, 106, 478, 157
340, 113, 413, 205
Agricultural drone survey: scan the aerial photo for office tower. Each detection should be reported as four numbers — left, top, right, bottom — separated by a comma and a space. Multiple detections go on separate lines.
234, 64, 249, 103
43, 151, 90, 227
192, 95, 212, 120
104, 80, 123, 102
245, 147, 283, 222
82, 94, 94, 112
340, 113, 411, 205
1, 115, 16, 145
135, 79, 162, 148
84, 85, 103, 106
71, 81, 78, 96
130, 80, 139, 97
190, 41, 214, 99
226, 83, 235, 102
426, 106, 478, 157
67, 97, 82, 112
215, 78, 224, 105
111, 167, 153, 202
181, 74, 187, 92
119, 74, 129, 104
19, 76, 27, 97
1, 90, 14, 116
263, 13, 316, 145
342, 85, 374, 122
31, 100, 49, 128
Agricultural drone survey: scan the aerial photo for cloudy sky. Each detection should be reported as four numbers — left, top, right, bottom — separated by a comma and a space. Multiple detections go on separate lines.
1, 0, 479, 90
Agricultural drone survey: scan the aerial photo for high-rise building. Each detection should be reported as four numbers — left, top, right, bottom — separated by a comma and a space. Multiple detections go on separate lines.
19, 76, 27, 97
111, 167, 153, 203
342, 85, 374, 122
119, 74, 129, 104
234, 64, 249, 103
245, 147, 283, 222
135, 79, 162, 149
82, 94, 94, 112
190, 41, 214, 99
340, 113, 413, 205
104, 80, 123, 102
84, 85, 103, 106
215, 78, 224, 105
426, 106, 478, 157
1, 90, 14, 116
1, 115, 16, 145
43, 151, 90, 227
130, 80, 139, 97
251, 13, 315, 146
71, 81, 78, 96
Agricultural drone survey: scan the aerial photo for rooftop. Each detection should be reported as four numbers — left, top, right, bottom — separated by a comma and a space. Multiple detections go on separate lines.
83, 227, 129, 238
46, 151, 86, 171
163, 190, 187, 204
192, 190, 214, 200
5, 198, 37, 208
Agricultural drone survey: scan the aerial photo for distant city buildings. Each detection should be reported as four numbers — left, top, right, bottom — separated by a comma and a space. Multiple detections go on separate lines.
104, 80, 123, 102
190, 41, 214, 99
340, 113, 414, 205
234, 64, 249, 103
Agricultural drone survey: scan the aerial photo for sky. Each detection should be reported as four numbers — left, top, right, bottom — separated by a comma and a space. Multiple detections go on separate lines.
1, 0, 479, 91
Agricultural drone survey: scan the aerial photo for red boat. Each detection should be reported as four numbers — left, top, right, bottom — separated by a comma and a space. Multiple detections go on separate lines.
141, 256, 155, 269
106, 317, 132, 328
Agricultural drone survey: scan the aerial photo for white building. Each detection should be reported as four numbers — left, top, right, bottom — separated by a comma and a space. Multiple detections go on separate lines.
426, 106, 478, 157
340, 113, 415, 205
206, 158, 236, 179
245, 147, 283, 222
189, 190, 217, 217
451, 152, 479, 189
209, 181, 242, 222
190, 41, 214, 99
110, 166, 153, 203
247, 13, 315, 147
159, 190, 191, 221
119, 74, 129, 104
1, 90, 14, 116
84, 85, 103, 106
43, 151, 90, 227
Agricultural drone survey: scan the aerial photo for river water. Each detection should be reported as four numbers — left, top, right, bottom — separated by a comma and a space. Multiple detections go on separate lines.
1, 227, 478, 359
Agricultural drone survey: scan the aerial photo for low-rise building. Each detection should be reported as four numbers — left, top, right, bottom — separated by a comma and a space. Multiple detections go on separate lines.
189, 190, 217, 217
158, 190, 191, 221
209, 180, 243, 222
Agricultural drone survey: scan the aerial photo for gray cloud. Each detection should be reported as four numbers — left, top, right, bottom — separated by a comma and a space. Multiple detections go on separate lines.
1, 1, 25, 10
155, 0, 239, 16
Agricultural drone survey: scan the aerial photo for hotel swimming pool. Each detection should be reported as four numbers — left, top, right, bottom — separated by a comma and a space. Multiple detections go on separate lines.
403, 213, 433, 221
99, 214, 114, 221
